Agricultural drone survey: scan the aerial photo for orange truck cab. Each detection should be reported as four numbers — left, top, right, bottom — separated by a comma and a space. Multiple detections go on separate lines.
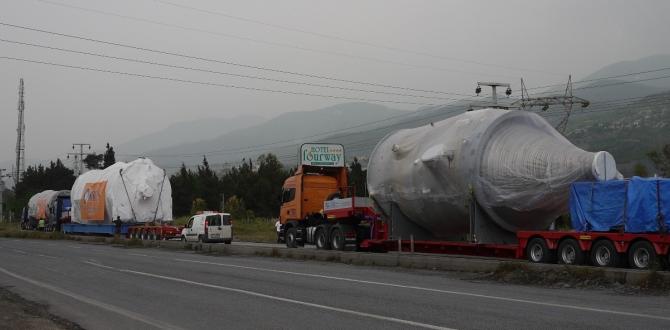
279, 143, 368, 250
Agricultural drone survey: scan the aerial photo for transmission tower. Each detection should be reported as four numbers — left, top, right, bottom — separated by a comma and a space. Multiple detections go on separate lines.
470, 81, 513, 111
14, 78, 26, 184
512, 76, 590, 133
67, 143, 91, 176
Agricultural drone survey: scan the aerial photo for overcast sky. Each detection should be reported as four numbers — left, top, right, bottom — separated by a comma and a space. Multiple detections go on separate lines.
1, 0, 670, 168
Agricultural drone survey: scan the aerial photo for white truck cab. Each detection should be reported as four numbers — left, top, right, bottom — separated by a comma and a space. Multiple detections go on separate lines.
181, 212, 232, 244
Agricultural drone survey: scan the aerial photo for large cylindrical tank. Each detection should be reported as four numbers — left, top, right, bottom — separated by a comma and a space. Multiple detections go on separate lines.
71, 158, 172, 224
367, 108, 619, 239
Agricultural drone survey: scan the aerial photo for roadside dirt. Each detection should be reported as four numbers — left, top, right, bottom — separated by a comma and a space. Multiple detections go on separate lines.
0, 286, 83, 330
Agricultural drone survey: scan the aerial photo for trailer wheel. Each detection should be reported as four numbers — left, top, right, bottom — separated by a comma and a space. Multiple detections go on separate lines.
628, 241, 658, 270
149, 232, 157, 241
526, 238, 553, 263
590, 240, 620, 267
181, 235, 186, 242
330, 228, 345, 251
558, 239, 585, 265
286, 227, 298, 248
315, 229, 330, 250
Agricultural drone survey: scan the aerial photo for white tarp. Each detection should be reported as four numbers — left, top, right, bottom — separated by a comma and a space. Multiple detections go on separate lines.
71, 158, 172, 224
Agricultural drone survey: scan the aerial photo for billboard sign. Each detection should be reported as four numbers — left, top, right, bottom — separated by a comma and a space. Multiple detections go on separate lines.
300, 143, 344, 167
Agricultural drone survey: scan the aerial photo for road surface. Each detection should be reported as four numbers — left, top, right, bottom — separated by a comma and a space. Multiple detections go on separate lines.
0, 238, 668, 330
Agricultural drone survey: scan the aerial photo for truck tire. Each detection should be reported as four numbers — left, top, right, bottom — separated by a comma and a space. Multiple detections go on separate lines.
526, 238, 554, 263
330, 228, 345, 251
198, 235, 204, 243
286, 227, 298, 248
315, 229, 330, 250
628, 240, 658, 270
590, 240, 620, 267
558, 239, 585, 265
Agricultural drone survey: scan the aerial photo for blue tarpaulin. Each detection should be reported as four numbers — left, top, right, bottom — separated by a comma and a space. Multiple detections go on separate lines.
626, 177, 670, 233
570, 180, 627, 231
570, 177, 670, 233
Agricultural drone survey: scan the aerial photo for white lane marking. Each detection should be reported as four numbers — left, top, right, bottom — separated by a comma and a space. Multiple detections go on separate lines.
69, 246, 82, 249
175, 258, 670, 322
12, 249, 27, 254
0, 266, 184, 330
37, 254, 57, 259
128, 253, 149, 257
84, 261, 453, 330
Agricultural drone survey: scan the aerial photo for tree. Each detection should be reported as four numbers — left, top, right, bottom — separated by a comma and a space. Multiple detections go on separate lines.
196, 156, 220, 211
9, 159, 76, 217
83, 153, 103, 170
633, 162, 649, 177
190, 198, 207, 215
349, 157, 367, 196
103, 143, 116, 168
647, 144, 670, 177
169, 164, 196, 216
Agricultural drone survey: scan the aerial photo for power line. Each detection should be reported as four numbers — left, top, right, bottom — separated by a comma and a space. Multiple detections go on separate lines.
149, 0, 563, 76
0, 21, 467, 96
35, 0, 517, 79
524, 67, 670, 92
0, 38, 469, 101
0, 56, 441, 106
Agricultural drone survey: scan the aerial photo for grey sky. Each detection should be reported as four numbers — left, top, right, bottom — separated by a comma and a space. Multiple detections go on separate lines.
1, 0, 670, 167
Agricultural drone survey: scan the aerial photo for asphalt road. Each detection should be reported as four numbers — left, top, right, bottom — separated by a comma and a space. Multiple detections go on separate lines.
1, 238, 669, 330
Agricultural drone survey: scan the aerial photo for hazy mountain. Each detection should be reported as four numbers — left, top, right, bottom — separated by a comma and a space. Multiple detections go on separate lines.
117, 115, 265, 155
582, 54, 670, 90
145, 102, 409, 168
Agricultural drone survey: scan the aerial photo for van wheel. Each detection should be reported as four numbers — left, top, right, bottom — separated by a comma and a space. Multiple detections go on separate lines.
628, 241, 658, 270
224, 239, 232, 245
315, 229, 329, 250
526, 238, 554, 263
558, 239, 585, 265
286, 227, 298, 248
330, 228, 345, 251
590, 240, 620, 267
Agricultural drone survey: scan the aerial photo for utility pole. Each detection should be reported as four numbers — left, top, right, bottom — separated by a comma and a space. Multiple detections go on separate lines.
0, 169, 10, 222
67, 143, 92, 176
14, 78, 26, 185
471, 81, 512, 110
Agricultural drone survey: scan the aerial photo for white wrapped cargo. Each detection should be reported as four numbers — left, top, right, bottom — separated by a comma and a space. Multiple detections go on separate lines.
71, 158, 172, 224
367, 108, 622, 243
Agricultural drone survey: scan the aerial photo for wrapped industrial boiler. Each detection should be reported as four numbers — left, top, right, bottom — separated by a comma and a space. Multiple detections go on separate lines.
367, 108, 620, 243
71, 158, 172, 224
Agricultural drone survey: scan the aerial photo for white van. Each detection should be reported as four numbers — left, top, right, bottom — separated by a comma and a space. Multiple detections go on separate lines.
181, 212, 232, 244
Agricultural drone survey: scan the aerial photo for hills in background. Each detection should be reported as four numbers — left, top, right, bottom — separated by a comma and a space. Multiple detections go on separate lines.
10, 54, 670, 177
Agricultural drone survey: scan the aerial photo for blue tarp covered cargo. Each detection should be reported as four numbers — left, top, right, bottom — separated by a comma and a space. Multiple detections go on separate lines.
570, 177, 670, 233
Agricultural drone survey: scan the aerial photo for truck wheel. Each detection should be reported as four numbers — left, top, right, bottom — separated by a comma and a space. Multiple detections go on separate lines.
590, 240, 620, 267
315, 229, 329, 250
628, 241, 658, 270
198, 235, 204, 243
526, 238, 553, 263
286, 227, 298, 248
330, 228, 345, 251
558, 239, 585, 265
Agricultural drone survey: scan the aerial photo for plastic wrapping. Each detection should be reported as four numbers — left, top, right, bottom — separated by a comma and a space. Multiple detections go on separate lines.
71, 158, 172, 224
27, 190, 70, 223
367, 108, 621, 239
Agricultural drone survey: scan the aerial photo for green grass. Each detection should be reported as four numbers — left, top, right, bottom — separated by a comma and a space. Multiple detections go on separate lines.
0, 222, 71, 240
232, 218, 276, 243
